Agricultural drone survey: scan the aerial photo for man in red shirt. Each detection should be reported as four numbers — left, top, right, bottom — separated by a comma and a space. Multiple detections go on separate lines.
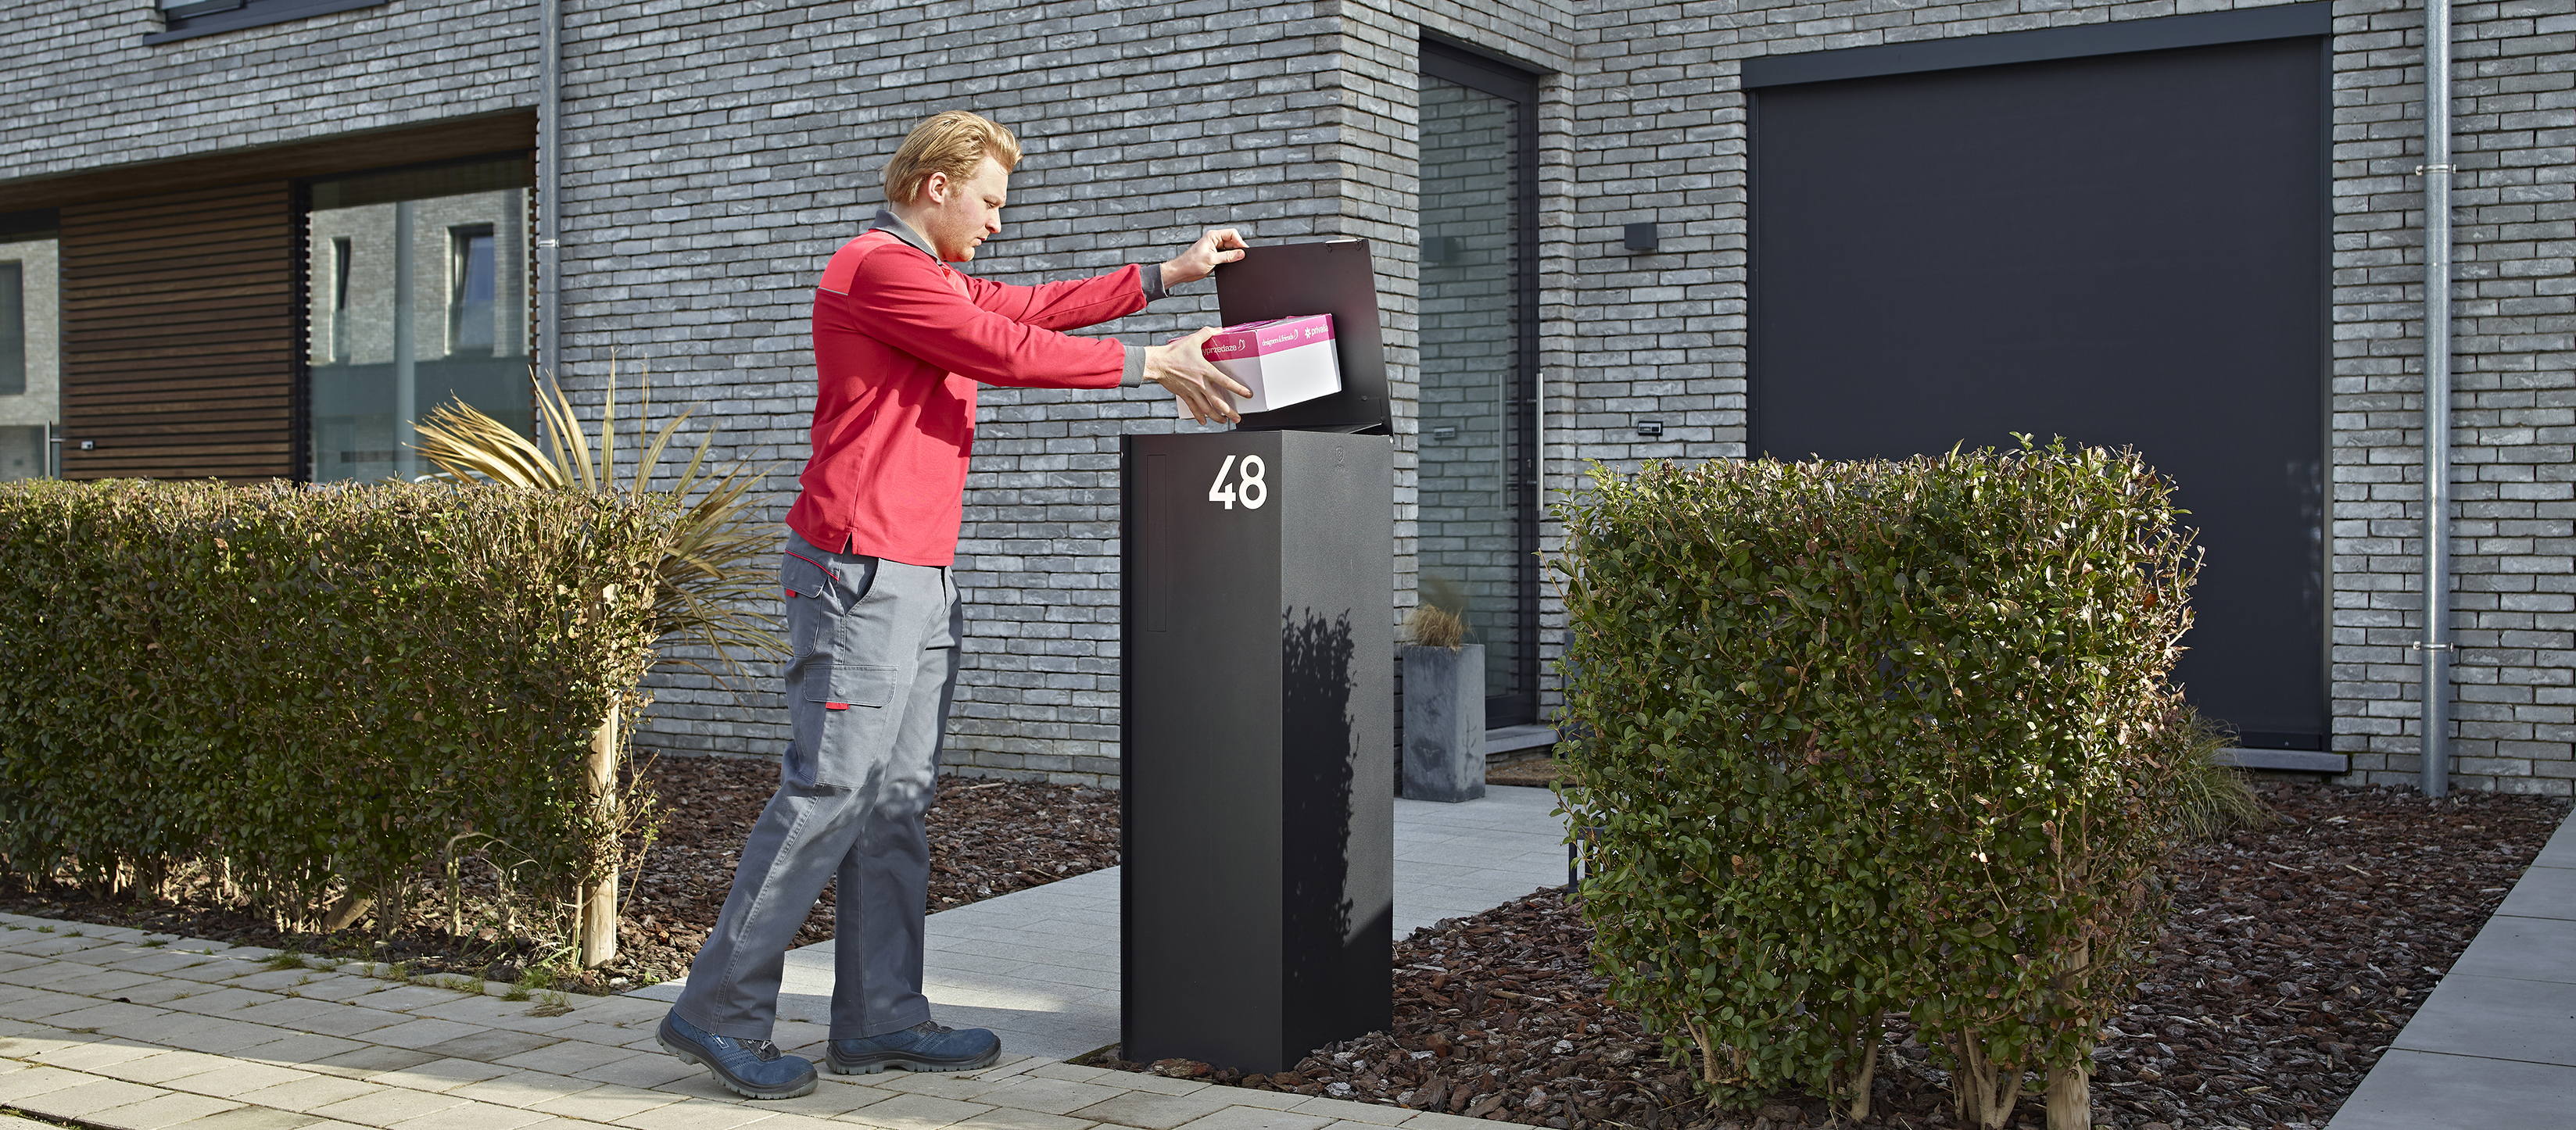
660, 111, 1252, 1100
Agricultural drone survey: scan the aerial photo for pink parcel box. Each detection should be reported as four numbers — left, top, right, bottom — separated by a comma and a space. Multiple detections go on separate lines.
1196, 314, 1342, 414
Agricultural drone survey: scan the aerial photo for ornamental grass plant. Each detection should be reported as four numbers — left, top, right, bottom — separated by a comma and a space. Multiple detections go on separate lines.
411, 360, 782, 680
1551, 441, 2201, 1129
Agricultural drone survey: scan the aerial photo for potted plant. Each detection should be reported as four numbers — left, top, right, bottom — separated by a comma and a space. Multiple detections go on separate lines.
1401, 579, 1483, 803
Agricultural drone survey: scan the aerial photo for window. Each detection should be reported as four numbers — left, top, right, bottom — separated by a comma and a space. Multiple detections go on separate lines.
0, 229, 60, 482
0, 263, 20, 399
449, 226, 497, 355
148, 0, 389, 46
303, 157, 532, 483
329, 236, 353, 364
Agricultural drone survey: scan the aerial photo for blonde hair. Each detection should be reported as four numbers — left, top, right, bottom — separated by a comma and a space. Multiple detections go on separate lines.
883, 111, 1023, 205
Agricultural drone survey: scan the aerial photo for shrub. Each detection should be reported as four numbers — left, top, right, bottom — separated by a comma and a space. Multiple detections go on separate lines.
0, 479, 672, 940
1551, 442, 2198, 1128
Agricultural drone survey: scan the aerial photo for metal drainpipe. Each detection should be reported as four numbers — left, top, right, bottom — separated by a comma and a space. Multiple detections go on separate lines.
536, 0, 562, 393
2417, 0, 2456, 798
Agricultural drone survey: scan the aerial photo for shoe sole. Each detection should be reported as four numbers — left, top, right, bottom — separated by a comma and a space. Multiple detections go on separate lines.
657, 1032, 819, 1100
826, 1046, 1002, 1075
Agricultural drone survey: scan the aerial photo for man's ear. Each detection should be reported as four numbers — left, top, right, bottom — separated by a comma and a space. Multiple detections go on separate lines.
918, 171, 949, 207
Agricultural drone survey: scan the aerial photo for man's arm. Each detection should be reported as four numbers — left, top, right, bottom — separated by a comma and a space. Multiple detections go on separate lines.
955, 227, 1248, 331
958, 265, 1152, 332
847, 249, 1131, 391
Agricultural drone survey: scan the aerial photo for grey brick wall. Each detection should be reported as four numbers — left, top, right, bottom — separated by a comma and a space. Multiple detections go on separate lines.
0, 1, 535, 178
5, 0, 2566, 790
1553, 0, 2572, 793
2324, 0, 2576, 792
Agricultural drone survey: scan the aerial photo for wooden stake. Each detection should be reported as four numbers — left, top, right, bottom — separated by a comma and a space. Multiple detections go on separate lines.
2049, 939, 2095, 1129
579, 700, 619, 968
2047, 1060, 2091, 1130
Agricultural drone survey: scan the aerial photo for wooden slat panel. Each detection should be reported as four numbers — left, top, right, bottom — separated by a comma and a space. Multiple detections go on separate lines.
63, 367, 303, 394
65, 383, 294, 406
62, 239, 306, 276
59, 182, 297, 481
62, 280, 296, 308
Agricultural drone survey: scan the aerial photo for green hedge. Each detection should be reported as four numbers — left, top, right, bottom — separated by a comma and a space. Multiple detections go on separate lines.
0, 479, 671, 935
1552, 442, 2198, 1126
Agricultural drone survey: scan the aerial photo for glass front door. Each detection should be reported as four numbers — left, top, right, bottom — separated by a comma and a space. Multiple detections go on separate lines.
1418, 44, 1540, 726
304, 158, 534, 483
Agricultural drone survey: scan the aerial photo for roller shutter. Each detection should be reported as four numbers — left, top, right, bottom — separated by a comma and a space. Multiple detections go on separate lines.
1750, 36, 2330, 749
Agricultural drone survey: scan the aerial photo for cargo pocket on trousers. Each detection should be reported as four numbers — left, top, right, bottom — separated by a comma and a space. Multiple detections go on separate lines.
793, 662, 903, 787
806, 662, 901, 712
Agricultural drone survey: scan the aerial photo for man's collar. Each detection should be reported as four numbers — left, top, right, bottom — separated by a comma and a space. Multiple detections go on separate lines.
867, 209, 939, 260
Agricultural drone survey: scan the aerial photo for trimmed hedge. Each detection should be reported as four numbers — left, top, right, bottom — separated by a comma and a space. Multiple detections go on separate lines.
1552, 443, 2198, 1126
0, 479, 671, 935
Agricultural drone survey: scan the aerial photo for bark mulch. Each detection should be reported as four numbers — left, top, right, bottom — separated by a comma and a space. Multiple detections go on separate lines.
1091, 782, 2567, 1130
0, 755, 1119, 996
1486, 754, 1563, 789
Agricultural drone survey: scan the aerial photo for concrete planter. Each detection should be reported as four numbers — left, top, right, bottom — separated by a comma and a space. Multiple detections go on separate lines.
1403, 644, 1485, 803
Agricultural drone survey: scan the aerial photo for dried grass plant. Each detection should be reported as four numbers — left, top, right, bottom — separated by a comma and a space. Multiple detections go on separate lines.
2170, 710, 2273, 839
412, 360, 783, 680
1406, 574, 1471, 649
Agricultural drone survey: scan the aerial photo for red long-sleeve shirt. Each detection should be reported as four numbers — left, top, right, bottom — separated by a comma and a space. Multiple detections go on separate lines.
785, 218, 1154, 566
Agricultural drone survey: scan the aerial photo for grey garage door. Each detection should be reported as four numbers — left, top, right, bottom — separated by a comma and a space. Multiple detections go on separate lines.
1750, 32, 2329, 749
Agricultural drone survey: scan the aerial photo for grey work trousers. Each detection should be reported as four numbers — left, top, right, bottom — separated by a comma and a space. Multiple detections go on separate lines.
674, 530, 961, 1042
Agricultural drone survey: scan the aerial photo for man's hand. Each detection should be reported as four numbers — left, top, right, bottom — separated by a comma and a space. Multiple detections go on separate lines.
1145, 327, 1254, 425
1160, 228, 1249, 288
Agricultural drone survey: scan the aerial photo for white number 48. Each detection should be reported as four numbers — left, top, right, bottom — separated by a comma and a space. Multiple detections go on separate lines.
1206, 455, 1270, 510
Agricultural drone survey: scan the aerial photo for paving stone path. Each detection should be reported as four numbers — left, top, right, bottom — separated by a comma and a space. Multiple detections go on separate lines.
0, 918, 1510, 1130
0, 786, 1571, 1129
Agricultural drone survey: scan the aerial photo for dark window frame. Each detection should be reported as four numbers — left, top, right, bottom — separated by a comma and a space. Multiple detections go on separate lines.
448, 223, 498, 356
329, 235, 353, 365
1739, 1, 2329, 87
0, 260, 23, 399
1420, 38, 1546, 728
145, 0, 389, 46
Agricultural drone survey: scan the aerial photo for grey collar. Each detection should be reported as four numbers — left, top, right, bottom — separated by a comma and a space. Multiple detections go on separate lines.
866, 208, 939, 259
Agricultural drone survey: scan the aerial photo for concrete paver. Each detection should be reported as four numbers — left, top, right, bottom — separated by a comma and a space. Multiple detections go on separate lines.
846, 1091, 998, 1130
945, 1107, 1095, 1130
521, 1081, 683, 1123
448, 1067, 604, 1108
84, 1090, 246, 1129
160, 1061, 320, 1099
382, 1101, 555, 1130
1068, 1090, 1239, 1130
15, 1075, 177, 1118
974, 1075, 1136, 1115
364, 1054, 517, 1092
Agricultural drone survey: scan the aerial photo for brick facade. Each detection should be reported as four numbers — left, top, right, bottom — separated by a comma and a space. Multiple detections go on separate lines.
3, 0, 2566, 789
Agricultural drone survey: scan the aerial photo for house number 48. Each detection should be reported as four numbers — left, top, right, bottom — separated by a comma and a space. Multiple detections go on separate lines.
1206, 455, 1270, 510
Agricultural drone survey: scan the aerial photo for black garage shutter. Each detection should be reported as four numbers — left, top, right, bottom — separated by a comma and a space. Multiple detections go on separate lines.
1749, 28, 2329, 749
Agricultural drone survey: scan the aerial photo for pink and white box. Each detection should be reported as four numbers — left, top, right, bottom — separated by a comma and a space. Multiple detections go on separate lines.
1197, 314, 1342, 413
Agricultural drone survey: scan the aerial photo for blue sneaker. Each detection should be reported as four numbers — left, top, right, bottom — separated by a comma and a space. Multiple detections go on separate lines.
657, 1010, 819, 1100
826, 1020, 1001, 1074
